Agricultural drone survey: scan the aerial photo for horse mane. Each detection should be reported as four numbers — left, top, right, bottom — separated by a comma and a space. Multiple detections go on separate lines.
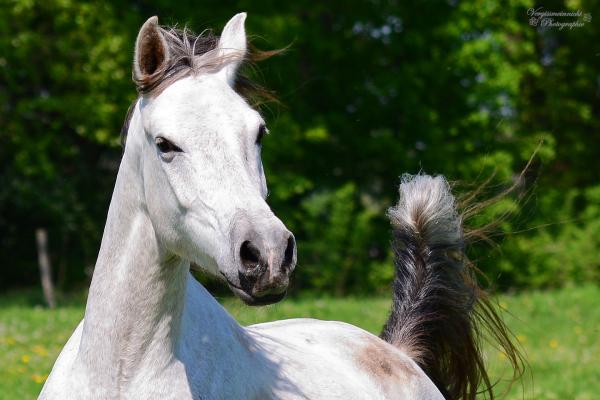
121, 24, 280, 147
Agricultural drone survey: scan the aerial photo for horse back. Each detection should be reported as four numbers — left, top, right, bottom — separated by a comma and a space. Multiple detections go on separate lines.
247, 318, 444, 399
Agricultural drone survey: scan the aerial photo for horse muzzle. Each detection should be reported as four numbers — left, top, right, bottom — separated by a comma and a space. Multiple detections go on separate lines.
228, 214, 297, 305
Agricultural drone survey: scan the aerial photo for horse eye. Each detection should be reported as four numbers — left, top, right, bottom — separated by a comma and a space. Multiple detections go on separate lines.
256, 125, 268, 145
156, 137, 182, 153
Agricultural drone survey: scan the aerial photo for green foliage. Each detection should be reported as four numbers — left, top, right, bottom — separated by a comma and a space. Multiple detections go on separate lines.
1, 287, 599, 399
1, 0, 599, 291
294, 182, 390, 294
500, 185, 600, 287
0, 0, 135, 285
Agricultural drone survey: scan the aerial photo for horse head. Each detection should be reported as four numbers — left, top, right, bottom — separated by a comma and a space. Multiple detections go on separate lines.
129, 13, 296, 305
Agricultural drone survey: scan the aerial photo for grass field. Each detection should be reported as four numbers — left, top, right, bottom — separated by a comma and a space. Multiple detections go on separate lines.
0, 286, 598, 399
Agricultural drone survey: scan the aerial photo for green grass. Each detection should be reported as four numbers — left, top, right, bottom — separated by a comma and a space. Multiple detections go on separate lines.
1, 286, 599, 399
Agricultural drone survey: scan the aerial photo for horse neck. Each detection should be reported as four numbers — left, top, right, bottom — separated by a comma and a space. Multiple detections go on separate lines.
76, 103, 238, 388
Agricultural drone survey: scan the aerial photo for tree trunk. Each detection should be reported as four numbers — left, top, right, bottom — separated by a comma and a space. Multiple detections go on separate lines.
36, 228, 56, 308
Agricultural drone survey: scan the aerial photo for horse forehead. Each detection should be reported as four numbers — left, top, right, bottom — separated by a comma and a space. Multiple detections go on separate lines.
149, 76, 254, 132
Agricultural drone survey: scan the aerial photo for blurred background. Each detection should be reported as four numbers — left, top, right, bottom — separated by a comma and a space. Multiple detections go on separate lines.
0, 1, 599, 399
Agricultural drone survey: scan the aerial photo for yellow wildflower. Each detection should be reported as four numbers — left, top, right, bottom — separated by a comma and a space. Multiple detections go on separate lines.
21, 355, 31, 364
549, 339, 559, 349
1, 336, 16, 345
32, 374, 48, 384
516, 334, 527, 343
32, 345, 48, 356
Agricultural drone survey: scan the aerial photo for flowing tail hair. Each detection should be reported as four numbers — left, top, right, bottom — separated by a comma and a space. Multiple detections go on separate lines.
380, 174, 524, 400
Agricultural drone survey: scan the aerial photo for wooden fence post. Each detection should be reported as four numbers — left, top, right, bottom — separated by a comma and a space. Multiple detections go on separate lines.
35, 228, 56, 309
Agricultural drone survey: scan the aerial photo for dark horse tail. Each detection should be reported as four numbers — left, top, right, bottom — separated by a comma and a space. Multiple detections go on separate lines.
380, 174, 523, 400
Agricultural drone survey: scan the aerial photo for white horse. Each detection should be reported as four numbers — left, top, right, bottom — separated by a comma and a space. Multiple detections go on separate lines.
40, 13, 520, 400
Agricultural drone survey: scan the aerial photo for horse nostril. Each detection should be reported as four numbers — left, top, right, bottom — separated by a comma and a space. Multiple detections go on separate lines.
281, 236, 295, 270
240, 240, 261, 270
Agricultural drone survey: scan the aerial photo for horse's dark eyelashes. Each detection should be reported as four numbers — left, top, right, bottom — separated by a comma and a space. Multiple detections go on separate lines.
256, 124, 268, 145
156, 137, 183, 153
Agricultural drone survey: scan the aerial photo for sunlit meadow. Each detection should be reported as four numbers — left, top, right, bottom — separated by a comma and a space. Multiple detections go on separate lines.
1, 286, 598, 399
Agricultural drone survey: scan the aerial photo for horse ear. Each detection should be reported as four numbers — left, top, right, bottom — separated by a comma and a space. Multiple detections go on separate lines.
133, 16, 169, 84
216, 12, 247, 85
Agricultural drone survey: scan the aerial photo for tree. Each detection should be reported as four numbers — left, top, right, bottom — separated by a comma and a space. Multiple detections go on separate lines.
1, 0, 598, 293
